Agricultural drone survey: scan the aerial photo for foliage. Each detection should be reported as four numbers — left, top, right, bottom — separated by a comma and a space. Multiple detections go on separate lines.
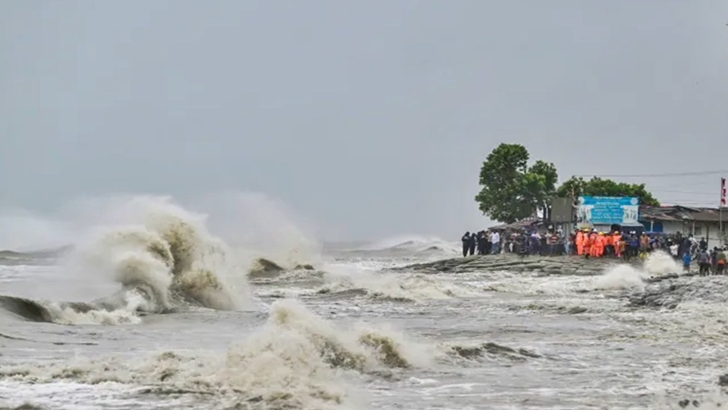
474, 144, 662, 223
555, 176, 660, 206
474, 144, 558, 223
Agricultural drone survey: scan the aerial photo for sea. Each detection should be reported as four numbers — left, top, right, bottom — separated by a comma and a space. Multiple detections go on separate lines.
0, 196, 726, 410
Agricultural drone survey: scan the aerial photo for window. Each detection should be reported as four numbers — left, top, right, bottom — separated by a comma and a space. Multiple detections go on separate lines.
694, 226, 702, 236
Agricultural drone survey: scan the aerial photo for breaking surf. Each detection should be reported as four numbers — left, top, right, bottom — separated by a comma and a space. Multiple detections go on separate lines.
0, 196, 265, 325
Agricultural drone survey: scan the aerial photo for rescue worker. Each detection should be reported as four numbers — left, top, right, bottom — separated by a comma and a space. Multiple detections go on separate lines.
604, 232, 613, 256
592, 232, 605, 258
583, 229, 593, 258
586, 229, 597, 258
613, 231, 622, 258
576, 230, 584, 255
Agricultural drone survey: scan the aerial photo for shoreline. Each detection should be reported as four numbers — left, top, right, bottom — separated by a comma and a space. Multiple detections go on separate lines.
391, 253, 646, 275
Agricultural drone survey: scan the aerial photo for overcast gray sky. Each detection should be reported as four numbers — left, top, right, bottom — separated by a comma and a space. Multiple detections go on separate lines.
1, 0, 727, 242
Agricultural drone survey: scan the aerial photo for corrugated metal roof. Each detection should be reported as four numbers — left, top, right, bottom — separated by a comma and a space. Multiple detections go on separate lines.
639, 205, 726, 222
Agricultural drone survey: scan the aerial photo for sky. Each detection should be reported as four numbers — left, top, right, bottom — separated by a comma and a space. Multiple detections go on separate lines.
1, 0, 728, 243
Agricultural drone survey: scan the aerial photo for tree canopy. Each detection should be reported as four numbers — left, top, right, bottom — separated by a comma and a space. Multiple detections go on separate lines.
474, 144, 558, 223
475, 144, 660, 222
555, 176, 660, 206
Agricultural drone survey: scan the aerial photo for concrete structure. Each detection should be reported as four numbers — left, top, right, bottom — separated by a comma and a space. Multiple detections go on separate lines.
639, 206, 726, 249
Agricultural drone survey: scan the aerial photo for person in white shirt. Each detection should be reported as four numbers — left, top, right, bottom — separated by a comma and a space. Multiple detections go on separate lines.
491, 231, 500, 254
670, 243, 679, 257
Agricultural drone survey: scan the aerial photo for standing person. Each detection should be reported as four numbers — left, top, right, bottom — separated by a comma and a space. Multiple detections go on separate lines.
491, 230, 501, 254
461, 232, 471, 257
639, 233, 650, 257
587, 230, 598, 258
682, 252, 691, 273
613, 231, 623, 258
484, 231, 492, 255
670, 242, 679, 259
575, 230, 584, 255
468, 233, 476, 256
564, 232, 571, 255
605, 232, 614, 256
583, 230, 593, 259
717, 248, 727, 275
620, 237, 628, 261
697, 250, 711, 276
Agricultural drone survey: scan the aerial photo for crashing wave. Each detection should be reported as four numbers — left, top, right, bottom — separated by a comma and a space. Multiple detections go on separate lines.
0, 197, 258, 325
594, 251, 683, 291
0, 299, 429, 409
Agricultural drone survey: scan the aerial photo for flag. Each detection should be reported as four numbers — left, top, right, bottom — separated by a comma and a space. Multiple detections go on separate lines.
722, 178, 726, 207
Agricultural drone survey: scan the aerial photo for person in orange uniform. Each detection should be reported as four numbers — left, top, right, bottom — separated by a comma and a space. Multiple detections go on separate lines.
588, 232, 597, 257
600, 231, 614, 256
576, 230, 584, 255
586, 229, 596, 258
605, 232, 614, 256
591, 232, 604, 258
583, 229, 592, 258
612, 231, 622, 258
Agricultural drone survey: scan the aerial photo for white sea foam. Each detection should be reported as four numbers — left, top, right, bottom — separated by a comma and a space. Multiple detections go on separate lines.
0, 299, 430, 409
320, 264, 478, 302
595, 251, 681, 291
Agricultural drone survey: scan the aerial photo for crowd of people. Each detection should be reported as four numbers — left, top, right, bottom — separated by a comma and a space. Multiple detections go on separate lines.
460, 230, 500, 256
461, 227, 728, 275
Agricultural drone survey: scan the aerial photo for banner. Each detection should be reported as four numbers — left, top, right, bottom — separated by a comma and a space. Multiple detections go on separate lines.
575, 196, 639, 225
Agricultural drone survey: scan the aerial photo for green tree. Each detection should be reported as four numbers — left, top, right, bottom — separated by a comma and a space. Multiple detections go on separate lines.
555, 176, 660, 206
474, 144, 558, 223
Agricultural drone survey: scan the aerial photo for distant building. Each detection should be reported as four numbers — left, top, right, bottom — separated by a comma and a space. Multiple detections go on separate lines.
639, 205, 726, 248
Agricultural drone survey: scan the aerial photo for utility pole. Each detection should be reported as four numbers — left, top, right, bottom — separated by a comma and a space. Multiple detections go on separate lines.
721, 177, 726, 246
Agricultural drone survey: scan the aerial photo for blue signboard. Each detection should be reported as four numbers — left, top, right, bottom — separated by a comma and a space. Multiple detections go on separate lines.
575, 196, 640, 225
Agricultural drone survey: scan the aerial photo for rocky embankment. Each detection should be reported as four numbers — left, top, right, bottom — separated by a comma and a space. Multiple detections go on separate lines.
248, 258, 316, 279
629, 274, 728, 309
393, 254, 728, 310
392, 254, 632, 276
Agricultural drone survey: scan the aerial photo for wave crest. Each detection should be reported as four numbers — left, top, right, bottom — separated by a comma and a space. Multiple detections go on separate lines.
0, 196, 259, 325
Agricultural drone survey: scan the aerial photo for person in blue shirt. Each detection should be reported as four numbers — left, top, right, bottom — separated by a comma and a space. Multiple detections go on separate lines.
628, 234, 640, 260
682, 252, 691, 273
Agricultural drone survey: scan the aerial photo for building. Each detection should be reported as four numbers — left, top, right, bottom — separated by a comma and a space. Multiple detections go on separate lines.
639, 205, 727, 249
